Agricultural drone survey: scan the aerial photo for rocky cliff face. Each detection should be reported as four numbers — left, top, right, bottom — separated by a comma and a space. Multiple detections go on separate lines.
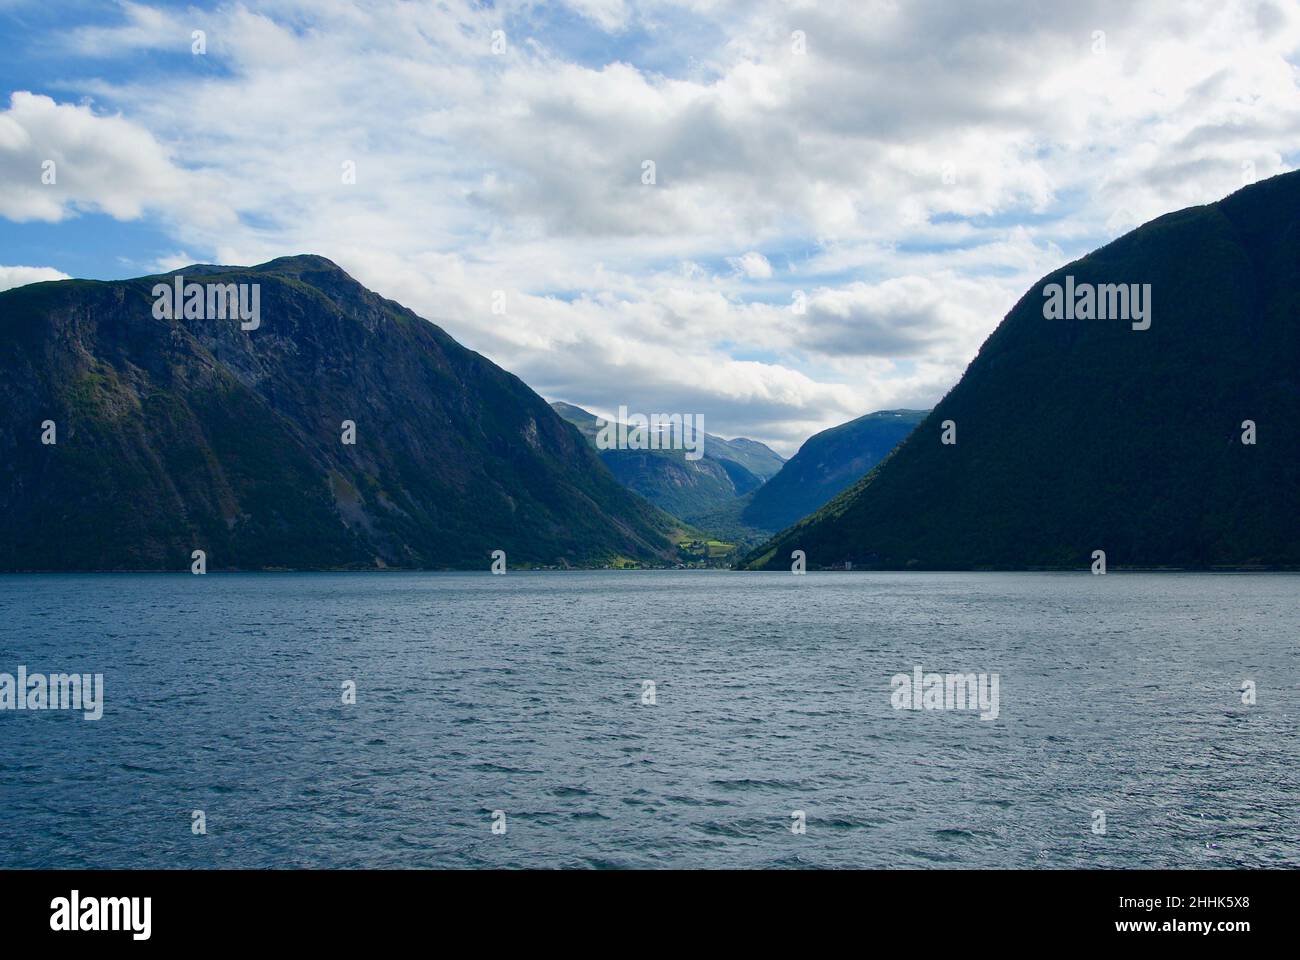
0, 255, 680, 569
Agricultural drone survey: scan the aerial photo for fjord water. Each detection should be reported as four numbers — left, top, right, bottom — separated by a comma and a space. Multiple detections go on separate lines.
1, 572, 1296, 869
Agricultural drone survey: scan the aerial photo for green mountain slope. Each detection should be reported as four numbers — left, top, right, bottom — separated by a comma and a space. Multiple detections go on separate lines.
709, 435, 785, 481
741, 409, 927, 532
0, 256, 682, 570
744, 172, 1300, 570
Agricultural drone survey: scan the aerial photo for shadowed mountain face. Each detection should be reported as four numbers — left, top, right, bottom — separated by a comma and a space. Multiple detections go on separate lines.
0, 256, 681, 570
740, 409, 927, 533
550, 401, 783, 522
745, 171, 1300, 570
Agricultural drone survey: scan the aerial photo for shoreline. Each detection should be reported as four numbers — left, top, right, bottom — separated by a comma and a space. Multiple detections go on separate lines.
0, 566, 1296, 575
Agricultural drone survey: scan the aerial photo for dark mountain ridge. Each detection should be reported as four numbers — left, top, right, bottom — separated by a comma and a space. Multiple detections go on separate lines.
740, 408, 928, 532
745, 171, 1300, 570
0, 255, 682, 570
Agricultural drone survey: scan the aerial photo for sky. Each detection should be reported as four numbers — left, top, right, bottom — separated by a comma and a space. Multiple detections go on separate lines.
1, 0, 1298, 454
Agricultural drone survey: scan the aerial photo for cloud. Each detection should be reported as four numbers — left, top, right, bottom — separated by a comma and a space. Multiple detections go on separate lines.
728, 251, 772, 279
563, 0, 633, 32
67, 1, 185, 57
0, 264, 70, 291
799, 275, 1013, 359
2, 0, 1299, 450
0, 92, 230, 226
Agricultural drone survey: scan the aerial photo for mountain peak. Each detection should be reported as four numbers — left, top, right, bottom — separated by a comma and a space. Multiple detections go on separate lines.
0, 265, 681, 570
740, 408, 928, 533
744, 177, 1300, 570
152, 254, 350, 284
251, 254, 348, 276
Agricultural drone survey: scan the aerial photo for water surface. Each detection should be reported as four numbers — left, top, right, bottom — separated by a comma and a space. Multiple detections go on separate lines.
1, 572, 1296, 868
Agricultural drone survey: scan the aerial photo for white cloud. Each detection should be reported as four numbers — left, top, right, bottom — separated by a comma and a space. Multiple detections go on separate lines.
0, 264, 70, 291
67, 1, 183, 56
563, 0, 633, 32
728, 251, 772, 279
5, 0, 1300, 450
0, 92, 231, 226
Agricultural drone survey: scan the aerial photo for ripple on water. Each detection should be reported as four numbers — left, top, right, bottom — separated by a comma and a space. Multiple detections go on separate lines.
1, 571, 1297, 869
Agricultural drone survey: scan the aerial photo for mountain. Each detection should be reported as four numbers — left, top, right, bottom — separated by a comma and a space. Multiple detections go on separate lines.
745, 171, 1300, 570
550, 401, 784, 522
740, 409, 927, 532
0, 255, 684, 570
708, 436, 785, 482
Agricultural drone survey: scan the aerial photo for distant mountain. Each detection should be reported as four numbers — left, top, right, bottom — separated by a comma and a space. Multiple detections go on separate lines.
550, 401, 784, 522
741, 409, 927, 532
0, 256, 684, 570
745, 171, 1300, 570
708, 435, 785, 482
